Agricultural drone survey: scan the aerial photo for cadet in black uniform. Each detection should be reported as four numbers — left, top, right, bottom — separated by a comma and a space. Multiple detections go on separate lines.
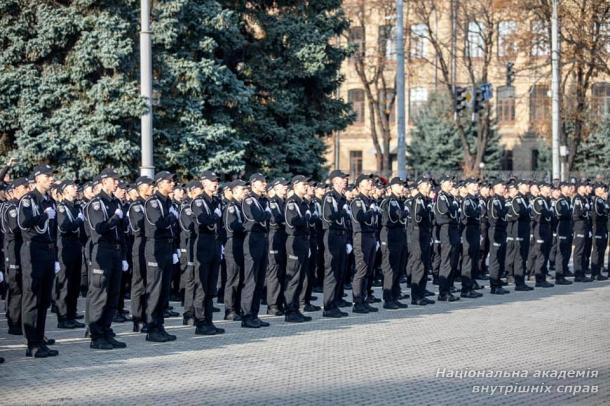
409, 177, 435, 305
3, 178, 28, 335
85, 168, 127, 350
179, 180, 199, 325
350, 174, 380, 313
283, 175, 314, 323
56, 181, 86, 328
190, 171, 224, 336
321, 170, 350, 318
241, 173, 271, 328
572, 183, 593, 282
434, 176, 460, 302
266, 178, 288, 316
460, 179, 483, 298
590, 184, 608, 280
143, 171, 178, 342
127, 176, 153, 332
380, 177, 409, 309
487, 180, 510, 294
223, 180, 247, 321
553, 184, 573, 285
530, 183, 554, 287
17, 165, 59, 358
506, 180, 534, 291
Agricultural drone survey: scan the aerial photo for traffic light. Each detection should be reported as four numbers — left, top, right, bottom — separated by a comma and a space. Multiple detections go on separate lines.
473, 86, 485, 114
506, 62, 515, 87
454, 86, 468, 114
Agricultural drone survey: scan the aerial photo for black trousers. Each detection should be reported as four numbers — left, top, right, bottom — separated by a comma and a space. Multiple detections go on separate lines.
130, 238, 146, 323
409, 229, 430, 300
299, 236, 317, 306
438, 224, 459, 295
224, 237, 244, 314
323, 230, 347, 310
284, 235, 308, 313
479, 224, 490, 277
554, 235, 572, 278
352, 232, 376, 304
241, 231, 268, 319
506, 223, 529, 285
381, 231, 406, 302
591, 233, 608, 276
431, 227, 441, 280
488, 228, 506, 287
5, 239, 22, 331
314, 233, 325, 288
532, 228, 551, 281
86, 243, 122, 340
572, 230, 587, 278
144, 240, 173, 332
20, 241, 54, 347
267, 230, 286, 309
461, 225, 480, 292
55, 239, 82, 321
193, 235, 220, 326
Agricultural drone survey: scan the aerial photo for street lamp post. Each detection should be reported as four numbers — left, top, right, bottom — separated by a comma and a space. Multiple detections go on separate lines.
140, 0, 154, 177
396, 0, 407, 179
551, 0, 561, 180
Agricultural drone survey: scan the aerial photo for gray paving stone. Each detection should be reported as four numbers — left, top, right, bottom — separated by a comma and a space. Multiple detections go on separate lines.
1, 280, 609, 405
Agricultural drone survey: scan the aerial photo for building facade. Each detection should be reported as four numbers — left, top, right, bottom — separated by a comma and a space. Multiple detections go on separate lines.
326, 0, 610, 176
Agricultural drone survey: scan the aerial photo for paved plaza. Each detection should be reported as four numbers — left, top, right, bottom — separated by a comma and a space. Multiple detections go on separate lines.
1, 278, 610, 405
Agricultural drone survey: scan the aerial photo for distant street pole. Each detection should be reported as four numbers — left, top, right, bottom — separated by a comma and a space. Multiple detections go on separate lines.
551, 0, 561, 180
140, 0, 154, 177
396, 0, 407, 179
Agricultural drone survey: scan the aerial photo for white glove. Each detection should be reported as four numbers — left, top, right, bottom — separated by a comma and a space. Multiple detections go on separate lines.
114, 208, 123, 219
343, 203, 350, 212
308, 248, 311, 258
0, 272, 4, 283
346, 243, 353, 254
122, 260, 129, 272
369, 203, 378, 212
214, 207, 222, 217
169, 207, 178, 218
172, 253, 179, 264
221, 245, 225, 259
77, 212, 85, 221
376, 241, 380, 251
45, 207, 56, 219
176, 249, 181, 258
305, 210, 311, 217
265, 206, 272, 214
54, 261, 61, 274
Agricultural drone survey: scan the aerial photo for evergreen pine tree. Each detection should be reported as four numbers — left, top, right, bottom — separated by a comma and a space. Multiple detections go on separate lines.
0, 0, 144, 179
224, 0, 353, 179
573, 118, 610, 171
151, 0, 253, 178
408, 93, 463, 172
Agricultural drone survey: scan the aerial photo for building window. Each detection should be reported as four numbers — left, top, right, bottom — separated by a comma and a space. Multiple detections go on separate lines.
502, 150, 514, 171
349, 151, 363, 178
466, 21, 485, 58
591, 82, 610, 118
348, 89, 365, 124
602, 23, 610, 53
531, 20, 549, 56
410, 23, 427, 59
529, 84, 550, 123
531, 149, 540, 171
379, 88, 395, 125
409, 87, 428, 123
379, 25, 396, 60
498, 21, 517, 57
348, 26, 364, 62
497, 86, 515, 124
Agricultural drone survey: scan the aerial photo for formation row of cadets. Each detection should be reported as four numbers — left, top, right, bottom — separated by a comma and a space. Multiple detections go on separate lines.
1, 165, 608, 359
